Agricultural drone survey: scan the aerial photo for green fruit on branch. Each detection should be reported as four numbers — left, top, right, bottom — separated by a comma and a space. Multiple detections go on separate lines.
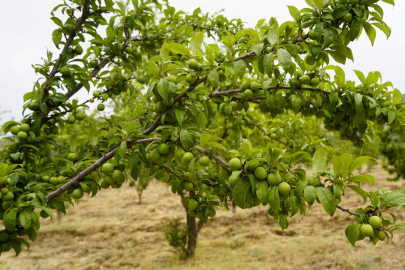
250, 82, 259, 91
71, 189, 84, 199
2, 242, 11, 252
278, 182, 291, 196
307, 176, 318, 185
377, 230, 386, 241
208, 208, 216, 217
254, 167, 267, 180
162, 97, 175, 106
74, 46, 83, 55
229, 158, 242, 171
97, 104, 105, 111
158, 143, 170, 155
51, 126, 59, 134
67, 115, 76, 124
75, 111, 86, 121
49, 177, 59, 185
10, 125, 20, 135
305, 55, 316, 65
102, 163, 114, 175
104, 176, 114, 184
42, 176, 50, 182
308, 29, 316, 40
93, 91, 100, 97
17, 131, 28, 141
0, 232, 10, 242
188, 199, 198, 210
2, 191, 14, 202
199, 156, 210, 166
182, 152, 194, 165
124, 46, 133, 54
167, 75, 178, 83
184, 182, 194, 191
0, 187, 7, 194
342, 13, 353, 23
310, 77, 320, 87
100, 180, 110, 189
151, 149, 162, 163
369, 216, 382, 229
60, 67, 72, 76
186, 73, 197, 84
242, 89, 253, 99
20, 123, 30, 132
360, 224, 374, 237
67, 153, 78, 161
137, 75, 146, 84
111, 170, 125, 184
267, 170, 282, 186
188, 59, 199, 70
300, 75, 311, 85
90, 60, 98, 68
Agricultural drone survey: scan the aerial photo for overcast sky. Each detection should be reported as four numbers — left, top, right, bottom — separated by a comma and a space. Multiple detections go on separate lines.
0, 0, 403, 125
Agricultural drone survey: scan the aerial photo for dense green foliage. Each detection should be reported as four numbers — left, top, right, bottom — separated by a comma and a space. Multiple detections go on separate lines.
1, 0, 405, 257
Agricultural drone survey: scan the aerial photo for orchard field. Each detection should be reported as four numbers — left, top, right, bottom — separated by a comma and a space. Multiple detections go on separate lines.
0, 165, 404, 270
2, 0, 405, 267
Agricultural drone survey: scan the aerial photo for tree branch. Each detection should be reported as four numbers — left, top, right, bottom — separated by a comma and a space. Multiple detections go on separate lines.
40, 0, 91, 104
336, 205, 361, 217
45, 137, 159, 202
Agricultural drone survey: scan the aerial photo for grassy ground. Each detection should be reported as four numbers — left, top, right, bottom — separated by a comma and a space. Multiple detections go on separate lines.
1, 165, 405, 270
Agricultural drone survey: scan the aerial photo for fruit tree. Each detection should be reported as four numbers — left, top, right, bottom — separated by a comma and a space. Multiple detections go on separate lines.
1, 0, 405, 259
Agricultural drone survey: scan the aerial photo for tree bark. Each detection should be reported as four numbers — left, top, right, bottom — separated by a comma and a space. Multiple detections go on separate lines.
138, 192, 142, 204
57, 210, 62, 224
186, 212, 197, 259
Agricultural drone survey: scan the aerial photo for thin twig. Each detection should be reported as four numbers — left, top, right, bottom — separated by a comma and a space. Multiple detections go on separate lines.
336, 205, 361, 217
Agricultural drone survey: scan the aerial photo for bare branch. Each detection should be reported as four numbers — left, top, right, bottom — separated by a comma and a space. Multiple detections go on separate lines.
336, 205, 361, 217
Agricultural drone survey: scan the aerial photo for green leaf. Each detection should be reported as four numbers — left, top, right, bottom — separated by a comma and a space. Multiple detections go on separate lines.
4, 208, 18, 231
286, 5, 300, 20
347, 175, 375, 186
9, 240, 22, 256
279, 214, 288, 230
256, 181, 269, 204
312, 148, 327, 177
189, 32, 204, 55
333, 156, 343, 177
180, 130, 195, 151
347, 185, 368, 204
262, 54, 274, 77
388, 110, 396, 124
267, 18, 279, 45
19, 210, 32, 231
277, 48, 291, 72
268, 187, 281, 210
208, 69, 219, 87
324, 28, 334, 47
200, 133, 211, 147
158, 78, 171, 103
167, 43, 191, 56
340, 153, 353, 178
345, 224, 360, 246
232, 178, 251, 209
353, 70, 366, 83
363, 22, 377, 46
27, 227, 37, 242
348, 156, 376, 172
383, 189, 405, 207
234, 60, 246, 79
316, 187, 336, 217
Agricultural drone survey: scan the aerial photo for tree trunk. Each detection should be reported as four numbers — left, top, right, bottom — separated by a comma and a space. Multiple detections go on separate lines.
180, 193, 203, 259
186, 212, 197, 259
57, 210, 62, 224
138, 191, 142, 204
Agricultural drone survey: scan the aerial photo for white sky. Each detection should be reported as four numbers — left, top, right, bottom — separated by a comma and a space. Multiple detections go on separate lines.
0, 0, 403, 124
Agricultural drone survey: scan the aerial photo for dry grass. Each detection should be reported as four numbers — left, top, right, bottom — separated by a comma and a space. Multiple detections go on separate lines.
1, 166, 405, 270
